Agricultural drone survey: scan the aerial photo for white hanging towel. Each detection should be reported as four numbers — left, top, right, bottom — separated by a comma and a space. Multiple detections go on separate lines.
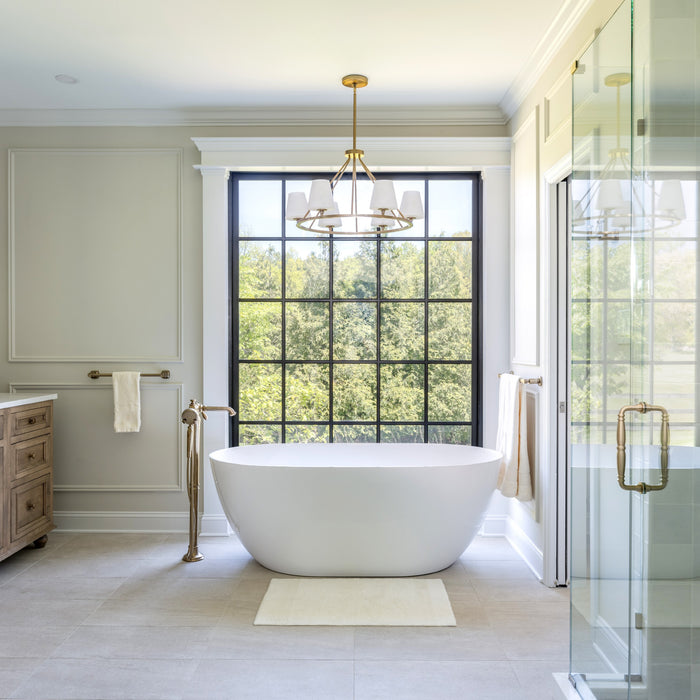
495, 373, 533, 501
113, 371, 141, 433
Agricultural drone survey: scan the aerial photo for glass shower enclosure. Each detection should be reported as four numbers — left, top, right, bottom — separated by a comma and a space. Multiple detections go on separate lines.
569, 0, 699, 697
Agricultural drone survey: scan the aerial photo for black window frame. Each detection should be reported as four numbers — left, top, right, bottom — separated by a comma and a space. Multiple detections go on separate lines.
229, 171, 483, 446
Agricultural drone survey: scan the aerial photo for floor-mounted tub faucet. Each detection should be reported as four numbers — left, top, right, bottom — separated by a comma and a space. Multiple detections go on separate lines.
181, 399, 235, 562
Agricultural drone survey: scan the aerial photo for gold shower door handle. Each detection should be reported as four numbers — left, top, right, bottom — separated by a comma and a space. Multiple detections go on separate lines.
616, 402, 670, 493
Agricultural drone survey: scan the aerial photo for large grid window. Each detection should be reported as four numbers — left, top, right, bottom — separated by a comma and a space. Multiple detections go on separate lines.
230, 173, 480, 445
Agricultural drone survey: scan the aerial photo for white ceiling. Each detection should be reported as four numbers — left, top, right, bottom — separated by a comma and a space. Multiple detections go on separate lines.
0, 0, 582, 124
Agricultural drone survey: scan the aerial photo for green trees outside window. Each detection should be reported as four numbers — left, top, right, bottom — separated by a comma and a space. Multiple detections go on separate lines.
231, 174, 480, 445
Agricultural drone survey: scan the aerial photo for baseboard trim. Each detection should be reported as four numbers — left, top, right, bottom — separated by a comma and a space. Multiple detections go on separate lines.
479, 514, 508, 537
201, 514, 232, 537
505, 516, 544, 580
53, 511, 231, 535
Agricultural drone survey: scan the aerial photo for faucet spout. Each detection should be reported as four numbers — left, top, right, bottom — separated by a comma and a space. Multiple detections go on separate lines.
202, 405, 236, 416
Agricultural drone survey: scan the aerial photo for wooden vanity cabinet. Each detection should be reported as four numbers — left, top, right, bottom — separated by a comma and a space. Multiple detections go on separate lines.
1, 400, 54, 561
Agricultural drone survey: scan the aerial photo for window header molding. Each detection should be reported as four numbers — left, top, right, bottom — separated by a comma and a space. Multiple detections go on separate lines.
192, 137, 512, 172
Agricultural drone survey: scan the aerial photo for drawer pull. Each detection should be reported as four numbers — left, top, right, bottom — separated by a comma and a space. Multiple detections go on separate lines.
26, 501, 36, 511
27, 417, 36, 425
27, 453, 36, 460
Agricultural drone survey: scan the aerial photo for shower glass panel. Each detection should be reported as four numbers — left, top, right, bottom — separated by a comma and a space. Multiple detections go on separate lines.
570, 4, 637, 696
570, 0, 699, 697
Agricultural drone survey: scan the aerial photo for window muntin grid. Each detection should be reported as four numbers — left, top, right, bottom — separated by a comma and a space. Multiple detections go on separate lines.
231, 172, 481, 445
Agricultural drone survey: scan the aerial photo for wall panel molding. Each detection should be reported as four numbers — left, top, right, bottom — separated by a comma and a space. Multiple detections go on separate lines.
544, 67, 573, 143
8, 147, 183, 362
10, 382, 184, 492
523, 388, 540, 522
511, 108, 540, 367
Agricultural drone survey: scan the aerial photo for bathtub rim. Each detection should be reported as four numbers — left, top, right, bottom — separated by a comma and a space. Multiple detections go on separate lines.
210, 442, 503, 469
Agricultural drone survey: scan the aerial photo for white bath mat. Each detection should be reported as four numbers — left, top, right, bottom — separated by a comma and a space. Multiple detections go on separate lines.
254, 578, 456, 626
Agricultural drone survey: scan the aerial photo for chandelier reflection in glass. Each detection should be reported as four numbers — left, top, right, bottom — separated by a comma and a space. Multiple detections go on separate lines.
572, 72, 685, 240
285, 74, 424, 235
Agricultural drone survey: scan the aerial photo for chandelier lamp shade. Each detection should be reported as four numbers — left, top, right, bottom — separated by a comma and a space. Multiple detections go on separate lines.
572, 72, 685, 239
285, 74, 424, 235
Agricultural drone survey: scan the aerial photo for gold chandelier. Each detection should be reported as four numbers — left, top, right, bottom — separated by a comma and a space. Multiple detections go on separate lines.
572, 72, 685, 240
285, 74, 424, 235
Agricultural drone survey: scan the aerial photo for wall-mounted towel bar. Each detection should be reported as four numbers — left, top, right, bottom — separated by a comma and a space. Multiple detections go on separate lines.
88, 370, 171, 380
498, 371, 543, 386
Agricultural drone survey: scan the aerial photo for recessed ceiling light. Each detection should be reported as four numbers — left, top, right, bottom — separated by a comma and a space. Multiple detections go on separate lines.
54, 74, 78, 84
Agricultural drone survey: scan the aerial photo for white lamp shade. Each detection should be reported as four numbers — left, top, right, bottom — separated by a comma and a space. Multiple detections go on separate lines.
594, 179, 625, 211
399, 190, 424, 220
286, 191, 309, 220
322, 203, 342, 228
369, 180, 398, 211
658, 179, 686, 219
371, 211, 387, 229
308, 179, 334, 211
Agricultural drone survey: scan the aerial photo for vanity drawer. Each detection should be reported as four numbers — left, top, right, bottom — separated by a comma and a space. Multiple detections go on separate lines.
10, 403, 52, 442
10, 434, 51, 482
10, 473, 52, 544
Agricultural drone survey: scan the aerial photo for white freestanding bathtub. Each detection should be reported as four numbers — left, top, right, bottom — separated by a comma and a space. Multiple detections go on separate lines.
210, 442, 502, 577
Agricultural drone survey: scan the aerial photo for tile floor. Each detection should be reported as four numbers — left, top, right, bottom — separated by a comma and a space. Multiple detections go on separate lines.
0, 532, 569, 699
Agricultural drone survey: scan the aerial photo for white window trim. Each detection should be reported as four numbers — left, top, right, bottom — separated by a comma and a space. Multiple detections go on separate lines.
192, 136, 511, 527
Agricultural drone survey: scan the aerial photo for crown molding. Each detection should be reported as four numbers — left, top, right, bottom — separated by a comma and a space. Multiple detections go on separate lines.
499, 0, 596, 119
0, 105, 506, 128
192, 136, 512, 153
